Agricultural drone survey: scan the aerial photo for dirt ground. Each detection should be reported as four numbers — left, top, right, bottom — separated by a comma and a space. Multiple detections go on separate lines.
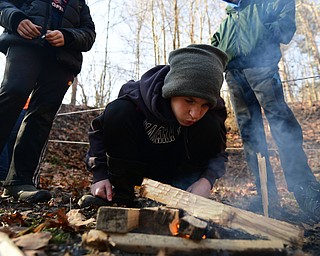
0, 101, 319, 256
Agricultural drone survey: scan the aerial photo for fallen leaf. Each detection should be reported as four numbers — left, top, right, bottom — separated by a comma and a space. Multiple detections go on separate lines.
66, 209, 95, 230
82, 229, 112, 251
12, 232, 52, 250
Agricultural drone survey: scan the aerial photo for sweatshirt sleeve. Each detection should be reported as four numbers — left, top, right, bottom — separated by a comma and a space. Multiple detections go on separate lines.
201, 152, 228, 187
85, 112, 109, 183
201, 97, 228, 187
59, 2, 96, 52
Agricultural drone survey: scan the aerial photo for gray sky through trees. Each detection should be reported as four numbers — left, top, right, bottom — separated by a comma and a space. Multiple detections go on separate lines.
0, 0, 319, 106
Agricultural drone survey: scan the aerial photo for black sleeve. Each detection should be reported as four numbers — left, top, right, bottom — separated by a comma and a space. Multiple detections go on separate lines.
85, 111, 109, 183
0, 1, 28, 32
201, 97, 228, 186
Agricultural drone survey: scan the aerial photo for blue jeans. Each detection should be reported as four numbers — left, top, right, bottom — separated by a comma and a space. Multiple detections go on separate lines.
0, 109, 27, 180
225, 66, 316, 192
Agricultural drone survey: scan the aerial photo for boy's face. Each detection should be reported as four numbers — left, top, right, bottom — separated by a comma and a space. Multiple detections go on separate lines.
170, 96, 211, 126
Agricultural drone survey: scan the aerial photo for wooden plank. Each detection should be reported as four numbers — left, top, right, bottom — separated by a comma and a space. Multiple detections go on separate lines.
138, 206, 179, 236
96, 207, 140, 233
178, 215, 207, 240
0, 232, 25, 256
108, 232, 285, 254
257, 153, 269, 217
140, 178, 304, 246
96, 206, 179, 235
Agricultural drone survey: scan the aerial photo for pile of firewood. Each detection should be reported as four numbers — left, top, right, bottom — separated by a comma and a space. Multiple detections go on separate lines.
82, 178, 304, 255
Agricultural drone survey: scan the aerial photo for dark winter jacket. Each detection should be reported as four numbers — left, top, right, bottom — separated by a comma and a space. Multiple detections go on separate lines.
0, 0, 96, 75
86, 65, 228, 186
211, 0, 296, 69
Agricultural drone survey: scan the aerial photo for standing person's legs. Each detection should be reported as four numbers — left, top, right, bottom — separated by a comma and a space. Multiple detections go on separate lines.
0, 46, 39, 153
0, 109, 27, 180
245, 67, 320, 219
225, 70, 278, 199
3, 55, 73, 202
6, 61, 73, 186
0, 145, 9, 180
244, 67, 316, 189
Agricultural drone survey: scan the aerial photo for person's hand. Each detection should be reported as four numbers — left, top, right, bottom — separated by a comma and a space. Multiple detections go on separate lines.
45, 30, 65, 47
91, 179, 113, 201
186, 178, 212, 198
17, 19, 41, 40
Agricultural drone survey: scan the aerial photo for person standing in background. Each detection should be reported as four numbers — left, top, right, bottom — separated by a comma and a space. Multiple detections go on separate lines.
212, 0, 320, 220
0, 0, 96, 203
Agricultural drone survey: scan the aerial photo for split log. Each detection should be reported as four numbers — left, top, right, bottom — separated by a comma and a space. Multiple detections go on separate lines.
108, 232, 285, 254
178, 215, 207, 240
257, 153, 269, 217
0, 232, 25, 256
138, 206, 179, 235
96, 206, 179, 235
140, 178, 304, 246
96, 207, 140, 233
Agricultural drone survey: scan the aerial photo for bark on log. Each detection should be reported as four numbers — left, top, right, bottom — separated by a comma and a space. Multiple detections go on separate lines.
0, 232, 25, 256
138, 206, 179, 235
96, 206, 179, 235
96, 207, 140, 233
257, 153, 269, 217
178, 215, 207, 240
108, 232, 285, 254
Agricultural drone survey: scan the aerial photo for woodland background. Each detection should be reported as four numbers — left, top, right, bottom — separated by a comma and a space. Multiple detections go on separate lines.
70, 0, 320, 108
0, 0, 319, 107
0, 0, 320, 255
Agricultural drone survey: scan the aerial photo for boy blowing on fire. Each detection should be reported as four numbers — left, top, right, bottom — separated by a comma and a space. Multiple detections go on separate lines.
79, 44, 228, 207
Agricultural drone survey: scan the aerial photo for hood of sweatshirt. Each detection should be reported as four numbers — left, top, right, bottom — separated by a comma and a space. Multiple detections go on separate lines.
118, 65, 178, 125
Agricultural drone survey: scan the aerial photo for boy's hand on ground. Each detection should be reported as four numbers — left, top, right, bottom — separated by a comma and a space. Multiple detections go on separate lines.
17, 19, 41, 39
91, 179, 113, 201
186, 178, 212, 198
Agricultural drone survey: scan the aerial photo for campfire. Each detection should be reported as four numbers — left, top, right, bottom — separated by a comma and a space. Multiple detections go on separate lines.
82, 178, 304, 255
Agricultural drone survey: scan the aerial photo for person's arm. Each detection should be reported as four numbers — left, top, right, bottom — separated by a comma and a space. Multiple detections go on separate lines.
202, 97, 228, 184
186, 178, 212, 198
187, 98, 228, 198
85, 111, 114, 201
265, 0, 296, 44
58, 1, 96, 52
0, 1, 30, 33
90, 179, 113, 201
211, 30, 222, 47
86, 112, 109, 183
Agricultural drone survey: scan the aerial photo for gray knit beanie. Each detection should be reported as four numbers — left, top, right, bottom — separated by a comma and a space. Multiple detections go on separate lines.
162, 44, 228, 107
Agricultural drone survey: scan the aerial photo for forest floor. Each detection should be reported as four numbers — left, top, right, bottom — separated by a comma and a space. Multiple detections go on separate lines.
0, 101, 319, 256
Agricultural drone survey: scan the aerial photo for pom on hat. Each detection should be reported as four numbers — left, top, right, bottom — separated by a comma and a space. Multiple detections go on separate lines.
162, 44, 228, 107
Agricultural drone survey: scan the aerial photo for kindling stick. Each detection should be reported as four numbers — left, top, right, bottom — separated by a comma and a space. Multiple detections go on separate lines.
257, 153, 268, 217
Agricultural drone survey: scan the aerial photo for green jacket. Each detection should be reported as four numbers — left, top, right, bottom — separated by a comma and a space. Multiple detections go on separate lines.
211, 0, 296, 69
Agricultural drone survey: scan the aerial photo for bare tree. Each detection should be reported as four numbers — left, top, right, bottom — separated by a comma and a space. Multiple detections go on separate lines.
70, 76, 78, 105
173, 0, 180, 49
79, 0, 319, 107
